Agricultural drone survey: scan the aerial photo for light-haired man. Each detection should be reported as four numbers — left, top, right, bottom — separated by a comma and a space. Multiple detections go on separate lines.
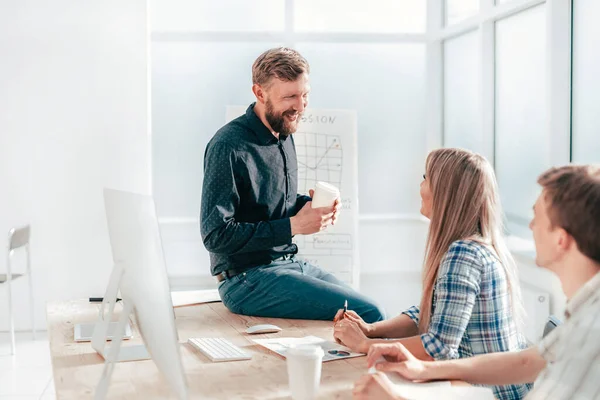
201, 47, 384, 322
352, 164, 600, 399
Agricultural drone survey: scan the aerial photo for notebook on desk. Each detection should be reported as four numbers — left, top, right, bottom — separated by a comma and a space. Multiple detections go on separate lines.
253, 336, 364, 362
392, 384, 495, 400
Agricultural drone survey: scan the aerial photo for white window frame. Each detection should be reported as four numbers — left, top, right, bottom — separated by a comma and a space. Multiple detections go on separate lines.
426, 0, 572, 248
150, 0, 430, 224
150, 1, 428, 45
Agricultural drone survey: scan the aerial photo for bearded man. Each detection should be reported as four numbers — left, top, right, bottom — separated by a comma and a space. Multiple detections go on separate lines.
200, 47, 384, 322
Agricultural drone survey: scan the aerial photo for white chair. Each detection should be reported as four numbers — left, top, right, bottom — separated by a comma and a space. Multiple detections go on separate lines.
0, 225, 35, 355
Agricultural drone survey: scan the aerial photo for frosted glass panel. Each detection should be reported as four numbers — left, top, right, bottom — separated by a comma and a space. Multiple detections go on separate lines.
295, 43, 426, 214
151, 42, 280, 217
446, 0, 479, 25
495, 5, 547, 234
443, 31, 481, 153
295, 0, 426, 33
572, 0, 600, 163
151, 0, 285, 32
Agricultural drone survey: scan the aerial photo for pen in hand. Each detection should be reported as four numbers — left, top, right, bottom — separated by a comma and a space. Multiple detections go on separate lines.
343, 299, 348, 318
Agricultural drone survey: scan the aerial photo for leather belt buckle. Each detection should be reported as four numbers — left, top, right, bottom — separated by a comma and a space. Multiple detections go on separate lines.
216, 271, 227, 283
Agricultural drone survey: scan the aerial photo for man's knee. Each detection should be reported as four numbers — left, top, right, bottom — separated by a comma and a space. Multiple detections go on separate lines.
357, 301, 386, 324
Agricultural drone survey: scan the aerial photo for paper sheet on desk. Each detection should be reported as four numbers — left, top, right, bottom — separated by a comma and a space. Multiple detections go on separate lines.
170, 289, 221, 308
392, 384, 495, 400
368, 357, 450, 399
370, 367, 494, 400
253, 335, 365, 362
385, 373, 451, 399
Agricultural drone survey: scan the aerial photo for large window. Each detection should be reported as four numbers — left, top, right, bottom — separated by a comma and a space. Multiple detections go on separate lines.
152, 42, 281, 218
435, 0, 575, 239
443, 30, 481, 153
296, 43, 425, 213
295, 0, 426, 33
151, 0, 428, 275
151, 0, 286, 32
572, 0, 600, 163
445, 0, 479, 25
495, 5, 548, 235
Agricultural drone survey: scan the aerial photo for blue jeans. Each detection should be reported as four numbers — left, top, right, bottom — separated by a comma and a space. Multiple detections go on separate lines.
218, 257, 386, 323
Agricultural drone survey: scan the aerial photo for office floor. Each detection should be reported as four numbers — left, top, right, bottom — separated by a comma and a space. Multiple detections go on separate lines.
0, 331, 55, 399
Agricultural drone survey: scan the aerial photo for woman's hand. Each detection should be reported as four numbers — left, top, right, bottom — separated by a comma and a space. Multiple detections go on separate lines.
333, 319, 371, 353
353, 372, 404, 400
333, 309, 375, 337
367, 343, 430, 382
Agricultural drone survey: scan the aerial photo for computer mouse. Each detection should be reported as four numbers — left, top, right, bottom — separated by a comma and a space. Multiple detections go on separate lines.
245, 324, 282, 334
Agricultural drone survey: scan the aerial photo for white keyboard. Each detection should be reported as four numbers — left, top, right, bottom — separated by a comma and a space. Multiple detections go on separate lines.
188, 337, 252, 362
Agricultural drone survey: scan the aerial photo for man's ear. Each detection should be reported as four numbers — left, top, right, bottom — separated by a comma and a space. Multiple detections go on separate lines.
557, 228, 573, 251
252, 84, 266, 104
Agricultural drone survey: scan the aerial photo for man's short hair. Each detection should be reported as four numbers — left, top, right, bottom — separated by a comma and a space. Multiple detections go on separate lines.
538, 164, 600, 264
252, 47, 310, 88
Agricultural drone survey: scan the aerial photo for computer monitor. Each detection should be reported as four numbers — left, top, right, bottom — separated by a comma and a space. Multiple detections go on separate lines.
99, 188, 189, 400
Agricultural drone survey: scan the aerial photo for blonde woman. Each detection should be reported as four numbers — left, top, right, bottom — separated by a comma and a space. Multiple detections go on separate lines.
334, 148, 531, 400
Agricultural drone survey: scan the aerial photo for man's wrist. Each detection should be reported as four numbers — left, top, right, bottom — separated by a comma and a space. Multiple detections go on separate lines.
290, 216, 297, 236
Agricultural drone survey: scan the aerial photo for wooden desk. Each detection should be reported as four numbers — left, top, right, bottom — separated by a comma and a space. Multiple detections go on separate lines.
48, 300, 375, 399
48, 300, 466, 399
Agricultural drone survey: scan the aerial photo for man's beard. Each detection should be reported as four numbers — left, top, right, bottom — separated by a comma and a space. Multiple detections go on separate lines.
265, 99, 301, 137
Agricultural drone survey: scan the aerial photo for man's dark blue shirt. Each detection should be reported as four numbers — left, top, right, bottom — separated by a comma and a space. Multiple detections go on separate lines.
200, 103, 311, 275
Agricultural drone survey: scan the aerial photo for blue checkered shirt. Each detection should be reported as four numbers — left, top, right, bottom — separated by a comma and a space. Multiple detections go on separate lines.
402, 240, 532, 400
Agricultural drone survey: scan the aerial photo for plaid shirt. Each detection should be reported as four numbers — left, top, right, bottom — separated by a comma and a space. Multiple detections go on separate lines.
402, 240, 531, 400
526, 271, 600, 400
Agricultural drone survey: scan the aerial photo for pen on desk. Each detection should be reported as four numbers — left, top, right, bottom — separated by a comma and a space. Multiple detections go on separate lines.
89, 297, 122, 303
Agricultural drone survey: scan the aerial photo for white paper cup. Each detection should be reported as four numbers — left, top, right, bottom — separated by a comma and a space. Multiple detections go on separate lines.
311, 181, 340, 209
286, 345, 324, 400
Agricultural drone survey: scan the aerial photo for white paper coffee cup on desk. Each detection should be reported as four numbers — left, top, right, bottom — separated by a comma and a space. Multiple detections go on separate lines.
311, 181, 340, 209
286, 345, 324, 400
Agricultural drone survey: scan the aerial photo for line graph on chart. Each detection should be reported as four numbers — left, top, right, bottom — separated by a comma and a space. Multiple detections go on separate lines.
295, 132, 343, 194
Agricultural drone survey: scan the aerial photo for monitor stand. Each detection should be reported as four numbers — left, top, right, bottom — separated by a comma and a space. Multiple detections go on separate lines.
94, 299, 139, 400
90, 264, 149, 362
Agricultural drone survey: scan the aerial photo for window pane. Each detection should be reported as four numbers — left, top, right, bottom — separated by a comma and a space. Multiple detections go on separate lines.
495, 5, 548, 235
295, 0, 426, 33
445, 0, 479, 25
572, 0, 600, 163
443, 31, 481, 153
150, 0, 285, 32
151, 42, 281, 218
295, 43, 426, 214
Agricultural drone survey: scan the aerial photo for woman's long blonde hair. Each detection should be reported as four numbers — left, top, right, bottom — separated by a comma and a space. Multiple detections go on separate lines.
418, 148, 525, 333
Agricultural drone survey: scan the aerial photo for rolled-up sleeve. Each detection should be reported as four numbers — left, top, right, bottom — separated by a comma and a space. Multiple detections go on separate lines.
420, 242, 482, 360
401, 305, 420, 327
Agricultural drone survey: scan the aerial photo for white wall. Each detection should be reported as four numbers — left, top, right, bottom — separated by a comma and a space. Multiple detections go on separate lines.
0, 0, 150, 331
